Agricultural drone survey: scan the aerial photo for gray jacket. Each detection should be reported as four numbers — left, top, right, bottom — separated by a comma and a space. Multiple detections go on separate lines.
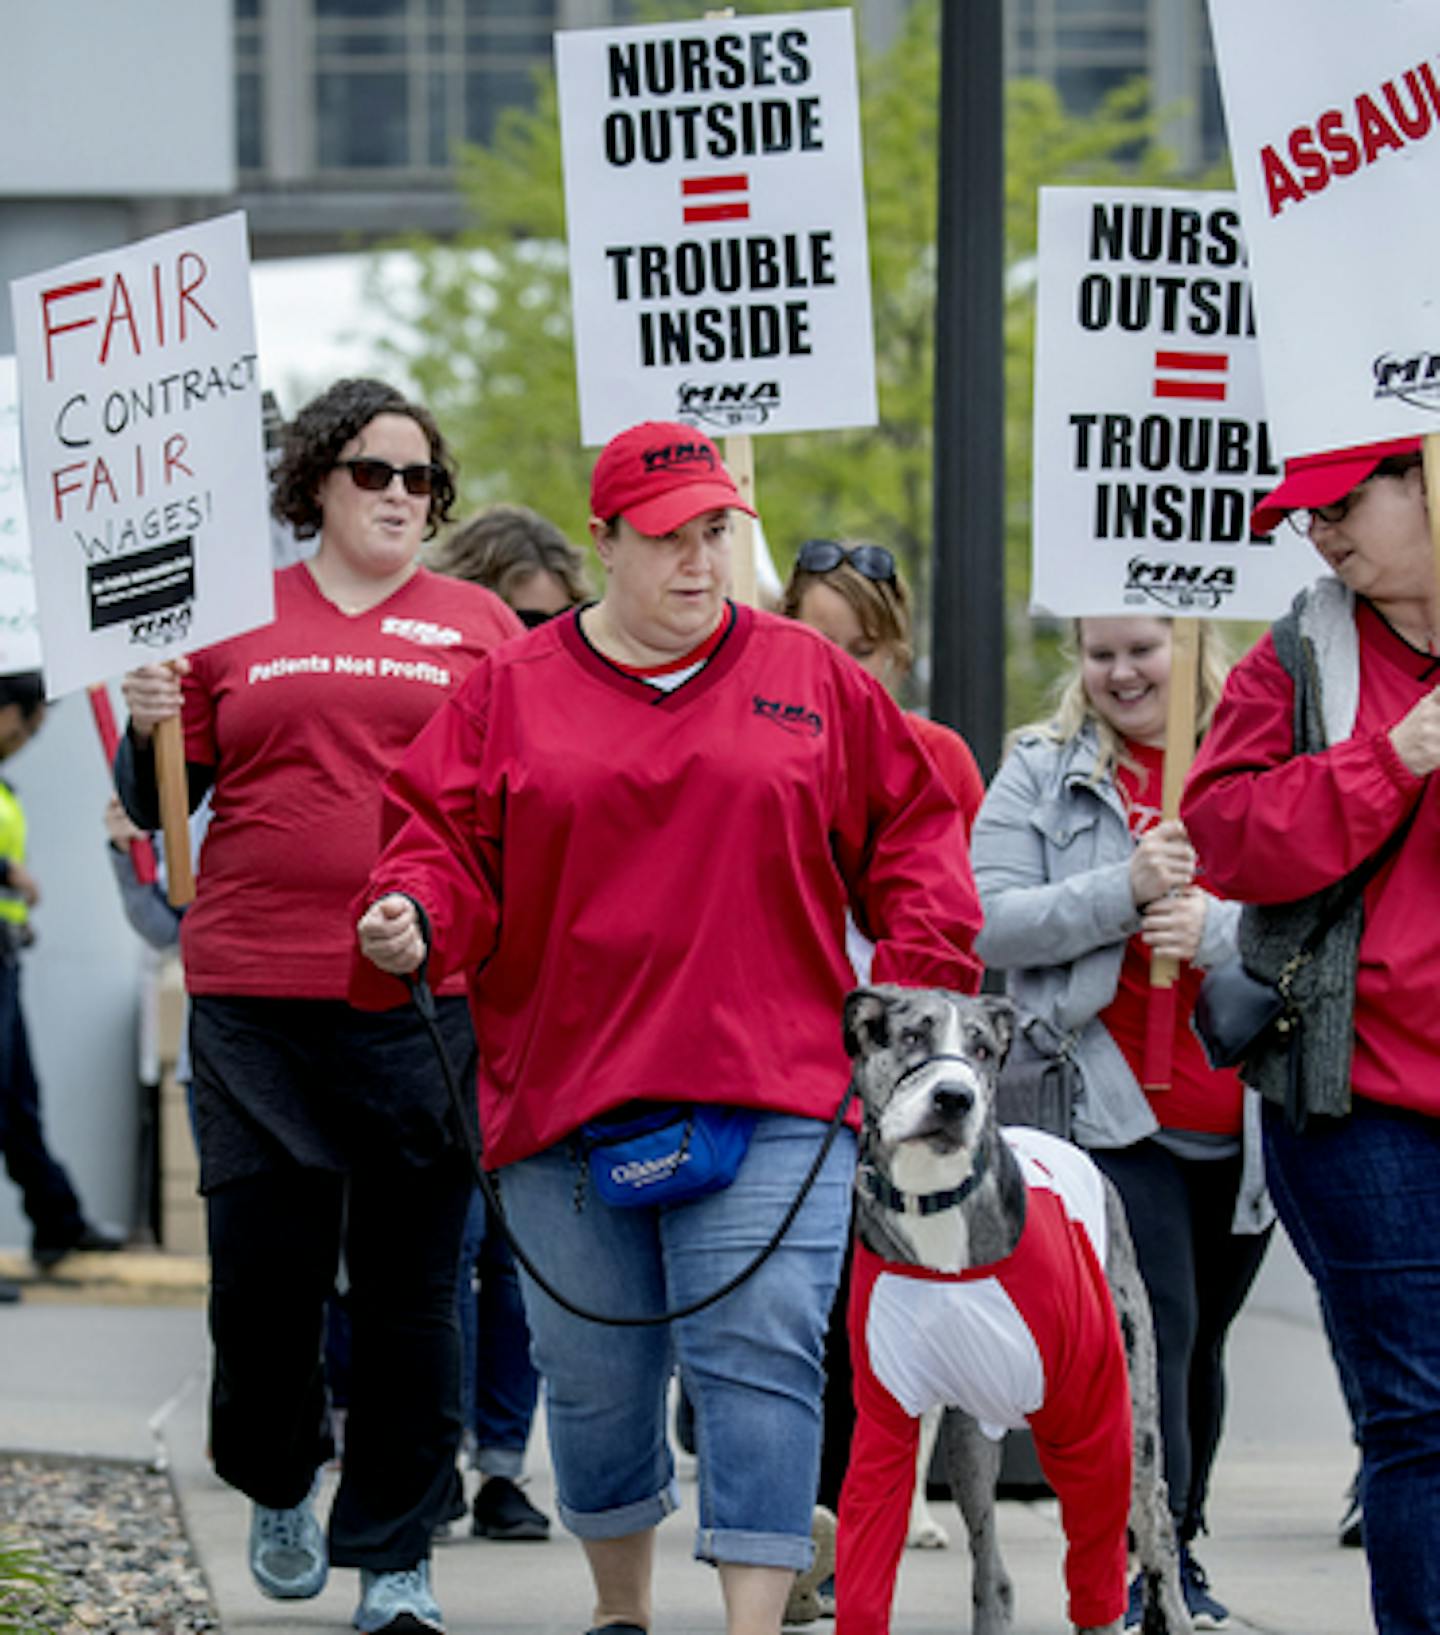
971, 723, 1271, 1233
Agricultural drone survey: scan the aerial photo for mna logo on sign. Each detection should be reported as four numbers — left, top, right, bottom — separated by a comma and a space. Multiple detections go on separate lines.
1153, 350, 1229, 402
1373, 350, 1440, 414
1124, 556, 1236, 612
681, 173, 750, 224
677, 380, 781, 429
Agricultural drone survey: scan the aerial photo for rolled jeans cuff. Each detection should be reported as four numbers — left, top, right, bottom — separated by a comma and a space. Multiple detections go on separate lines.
557, 1479, 680, 1540
697, 1526, 814, 1570
473, 1445, 526, 1481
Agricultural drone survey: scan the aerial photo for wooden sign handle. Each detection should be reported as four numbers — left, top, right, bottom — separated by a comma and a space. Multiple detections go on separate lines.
153, 714, 195, 908
1141, 617, 1199, 1092
724, 433, 759, 608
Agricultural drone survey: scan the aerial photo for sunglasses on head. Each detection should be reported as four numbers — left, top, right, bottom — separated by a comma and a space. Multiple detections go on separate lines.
795, 538, 897, 585
337, 457, 438, 498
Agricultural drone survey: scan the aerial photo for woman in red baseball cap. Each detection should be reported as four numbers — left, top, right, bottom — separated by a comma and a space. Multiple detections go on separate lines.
353, 421, 983, 1635
1183, 433, 1440, 1633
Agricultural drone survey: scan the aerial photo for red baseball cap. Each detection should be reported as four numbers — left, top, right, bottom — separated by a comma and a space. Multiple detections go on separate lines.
590, 422, 757, 536
1251, 435, 1423, 535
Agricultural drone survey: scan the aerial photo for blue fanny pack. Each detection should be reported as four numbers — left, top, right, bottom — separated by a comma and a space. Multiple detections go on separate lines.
579, 1103, 758, 1208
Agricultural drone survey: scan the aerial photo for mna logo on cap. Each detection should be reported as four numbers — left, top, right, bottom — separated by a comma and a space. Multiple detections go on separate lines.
640, 439, 717, 476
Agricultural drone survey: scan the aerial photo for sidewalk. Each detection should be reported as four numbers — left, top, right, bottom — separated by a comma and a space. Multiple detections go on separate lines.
0, 1232, 1372, 1635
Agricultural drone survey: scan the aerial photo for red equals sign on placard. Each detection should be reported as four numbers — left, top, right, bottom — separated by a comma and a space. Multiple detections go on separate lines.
682, 173, 750, 224
1153, 349, 1229, 402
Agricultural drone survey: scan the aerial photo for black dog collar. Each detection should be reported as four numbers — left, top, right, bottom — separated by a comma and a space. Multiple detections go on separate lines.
859, 1140, 990, 1218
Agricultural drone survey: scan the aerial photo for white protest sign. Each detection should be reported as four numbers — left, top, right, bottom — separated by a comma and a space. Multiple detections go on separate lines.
0, 359, 41, 673
9, 212, 274, 698
556, 8, 876, 446
1207, 0, 1440, 457
1031, 187, 1315, 620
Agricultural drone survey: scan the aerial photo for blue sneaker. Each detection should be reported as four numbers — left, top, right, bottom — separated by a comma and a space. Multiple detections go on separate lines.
248, 1490, 327, 1600
1179, 1545, 1230, 1630
354, 1561, 444, 1634
1122, 1569, 1144, 1630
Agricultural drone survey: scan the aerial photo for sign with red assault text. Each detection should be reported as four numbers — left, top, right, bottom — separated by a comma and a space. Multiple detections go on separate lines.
1031, 187, 1315, 620
555, 8, 877, 446
1208, 0, 1440, 457
8, 212, 274, 698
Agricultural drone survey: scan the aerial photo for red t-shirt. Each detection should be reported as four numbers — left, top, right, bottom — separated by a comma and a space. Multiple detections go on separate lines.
179, 562, 522, 997
1183, 599, 1438, 1115
907, 714, 985, 836
351, 605, 984, 1167
1098, 740, 1243, 1135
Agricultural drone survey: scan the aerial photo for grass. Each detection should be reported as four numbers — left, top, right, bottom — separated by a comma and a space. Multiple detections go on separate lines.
0, 1533, 61, 1634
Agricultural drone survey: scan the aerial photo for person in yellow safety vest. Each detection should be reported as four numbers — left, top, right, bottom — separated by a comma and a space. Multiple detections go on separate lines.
0, 671, 123, 1303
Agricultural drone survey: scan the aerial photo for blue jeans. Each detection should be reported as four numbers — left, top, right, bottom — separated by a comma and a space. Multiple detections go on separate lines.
457, 1185, 540, 1479
1264, 1098, 1440, 1634
499, 1112, 856, 1568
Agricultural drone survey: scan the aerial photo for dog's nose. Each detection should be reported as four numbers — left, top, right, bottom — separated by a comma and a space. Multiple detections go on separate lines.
931, 1083, 973, 1120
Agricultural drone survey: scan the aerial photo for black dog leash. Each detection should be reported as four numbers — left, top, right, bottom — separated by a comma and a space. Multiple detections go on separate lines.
408, 971, 856, 1327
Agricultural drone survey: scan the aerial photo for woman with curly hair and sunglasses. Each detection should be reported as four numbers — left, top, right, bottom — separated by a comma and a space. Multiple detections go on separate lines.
114, 378, 522, 1635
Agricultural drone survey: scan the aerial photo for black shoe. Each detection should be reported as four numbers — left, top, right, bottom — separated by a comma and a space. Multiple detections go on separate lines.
33, 1221, 126, 1270
470, 1476, 550, 1541
0, 1279, 20, 1304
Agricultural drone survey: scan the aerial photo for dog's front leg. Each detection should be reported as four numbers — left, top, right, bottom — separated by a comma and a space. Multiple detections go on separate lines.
939, 1410, 1012, 1635
907, 1406, 951, 1549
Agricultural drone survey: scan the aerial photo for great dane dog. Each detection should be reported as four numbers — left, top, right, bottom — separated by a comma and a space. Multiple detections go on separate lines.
835, 986, 1190, 1635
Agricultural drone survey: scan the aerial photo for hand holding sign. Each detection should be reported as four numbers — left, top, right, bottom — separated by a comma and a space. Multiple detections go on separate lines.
121, 659, 194, 906
1129, 817, 1197, 907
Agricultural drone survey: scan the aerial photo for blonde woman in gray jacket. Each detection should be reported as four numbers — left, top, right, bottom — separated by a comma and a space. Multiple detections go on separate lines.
970, 615, 1272, 1632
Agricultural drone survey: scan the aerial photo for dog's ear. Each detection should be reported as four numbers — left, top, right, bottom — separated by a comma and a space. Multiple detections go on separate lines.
983, 995, 1016, 1065
843, 989, 890, 1059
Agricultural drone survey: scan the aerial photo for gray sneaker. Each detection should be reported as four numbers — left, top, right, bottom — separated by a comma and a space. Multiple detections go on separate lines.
354, 1560, 444, 1634
249, 1489, 327, 1600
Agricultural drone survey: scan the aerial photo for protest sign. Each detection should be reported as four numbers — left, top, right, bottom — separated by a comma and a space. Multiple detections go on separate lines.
1207, 0, 1440, 457
555, 7, 876, 445
0, 358, 42, 674
1031, 186, 1315, 620
9, 211, 273, 700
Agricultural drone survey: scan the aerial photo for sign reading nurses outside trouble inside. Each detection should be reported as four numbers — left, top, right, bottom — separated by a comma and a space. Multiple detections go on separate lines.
9, 211, 273, 698
1031, 187, 1315, 621
1207, 0, 1440, 458
555, 8, 877, 446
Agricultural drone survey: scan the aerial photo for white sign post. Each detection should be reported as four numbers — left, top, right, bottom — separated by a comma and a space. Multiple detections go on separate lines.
555, 7, 877, 447
10, 211, 275, 903
0, 358, 42, 673
1031, 186, 1315, 622
1207, 0, 1440, 459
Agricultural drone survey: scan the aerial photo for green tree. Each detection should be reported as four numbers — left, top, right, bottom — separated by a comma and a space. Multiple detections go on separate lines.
367, 0, 1215, 723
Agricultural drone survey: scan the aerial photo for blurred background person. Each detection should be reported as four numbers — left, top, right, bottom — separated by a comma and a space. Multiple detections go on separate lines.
971, 615, 1272, 1632
117, 378, 521, 1635
0, 673, 123, 1302
1183, 436, 1440, 1635
428, 499, 592, 1544
428, 502, 593, 629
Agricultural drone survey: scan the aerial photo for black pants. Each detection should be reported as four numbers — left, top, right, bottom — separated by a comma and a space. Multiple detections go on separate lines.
1090, 1138, 1272, 1539
196, 994, 476, 1572
0, 959, 85, 1252
208, 1157, 472, 1569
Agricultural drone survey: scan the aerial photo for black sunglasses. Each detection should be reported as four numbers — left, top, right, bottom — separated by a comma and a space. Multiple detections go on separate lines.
337, 457, 438, 498
795, 538, 897, 584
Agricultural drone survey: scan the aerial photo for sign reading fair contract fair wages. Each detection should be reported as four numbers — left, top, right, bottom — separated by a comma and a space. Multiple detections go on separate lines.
1208, 0, 1440, 457
1031, 187, 1315, 621
556, 8, 877, 445
9, 212, 273, 698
